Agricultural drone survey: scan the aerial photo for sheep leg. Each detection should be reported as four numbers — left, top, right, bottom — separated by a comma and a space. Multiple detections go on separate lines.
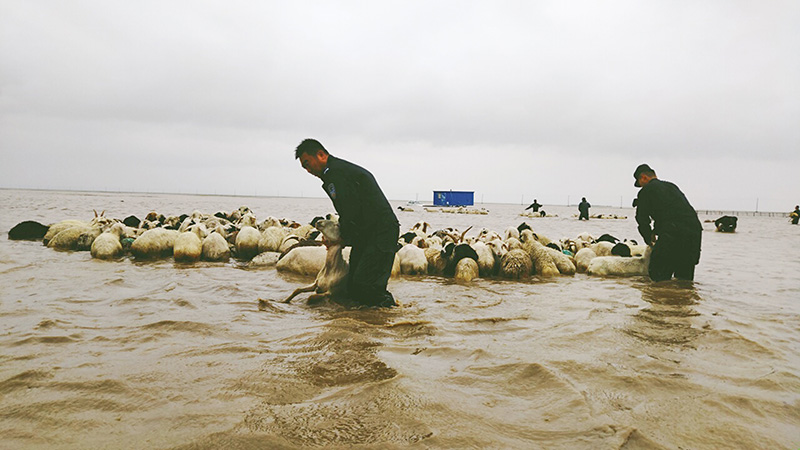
306, 291, 330, 304
284, 281, 317, 303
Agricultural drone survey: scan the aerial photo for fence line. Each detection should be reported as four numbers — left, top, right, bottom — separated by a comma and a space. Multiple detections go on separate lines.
696, 210, 790, 218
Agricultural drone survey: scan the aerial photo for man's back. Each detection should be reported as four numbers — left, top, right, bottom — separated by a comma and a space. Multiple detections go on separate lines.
321, 155, 398, 246
636, 179, 701, 240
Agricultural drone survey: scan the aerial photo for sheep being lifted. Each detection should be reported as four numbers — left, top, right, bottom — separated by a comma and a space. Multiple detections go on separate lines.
282, 218, 348, 303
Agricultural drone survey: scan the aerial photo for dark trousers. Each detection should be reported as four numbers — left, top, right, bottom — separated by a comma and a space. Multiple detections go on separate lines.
579, 212, 589, 220
649, 232, 701, 282
347, 226, 399, 307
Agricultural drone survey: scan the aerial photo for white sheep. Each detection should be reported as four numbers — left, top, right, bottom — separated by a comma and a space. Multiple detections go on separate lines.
235, 225, 261, 260
391, 253, 402, 278
477, 228, 502, 243
590, 241, 615, 256
259, 216, 282, 230
47, 224, 92, 250
424, 246, 447, 276
542, 246, 576, 275
91, 222, 126, 259
506, 237, 523, 251
202, 227, 231, 261
276, 246, 327, 276
131, 228, 179, 259
470, 240, 495, 277
504, 226, 520, 241
454, 257, 480, 282
520, 238, 559, 277
174, 224, 206, 262
258, 226, 286, 253
283, 219, 349, 303
501, 248, 534, 279
249, 251, 280, 267
43, 220, 87, 245
587, 246, 651, 277
397, 243, 428, 275
575, 247, 597, 273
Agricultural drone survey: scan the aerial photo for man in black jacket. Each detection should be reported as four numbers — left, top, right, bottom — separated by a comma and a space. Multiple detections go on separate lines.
525, 199, 542, 213
295, 139, 399, 307
578, 197, 591, 220
634, 164, 702, 281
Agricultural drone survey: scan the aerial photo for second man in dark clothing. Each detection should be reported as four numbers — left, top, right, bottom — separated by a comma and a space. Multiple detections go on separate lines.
525, 199, 542, 213
578, 197, 591, 220
295, 139, 400, 307
634, 163, 702, 282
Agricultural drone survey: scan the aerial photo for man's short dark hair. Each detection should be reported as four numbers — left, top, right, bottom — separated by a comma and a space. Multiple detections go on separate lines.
295, 138, 328, 159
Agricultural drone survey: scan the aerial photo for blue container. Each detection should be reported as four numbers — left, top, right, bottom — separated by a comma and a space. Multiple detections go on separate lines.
433, 190, 474, 206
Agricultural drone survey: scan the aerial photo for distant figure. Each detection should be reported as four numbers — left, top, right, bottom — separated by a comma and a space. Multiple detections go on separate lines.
525, 199, 542, 213
714, 215, 738, 232
791, 205, 800, 225
539, 210, 546, 217
633, 163, 702, 281
578, 197, 591, 220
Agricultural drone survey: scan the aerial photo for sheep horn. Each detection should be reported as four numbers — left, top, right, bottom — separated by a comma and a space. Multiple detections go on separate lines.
93, 209, 98, 218
459, 226, 473, 242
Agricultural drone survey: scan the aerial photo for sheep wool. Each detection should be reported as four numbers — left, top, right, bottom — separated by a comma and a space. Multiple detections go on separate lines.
174, 230, 203, 262
454, 257, 480, 282
258, 226, 286, 253
397, 244, 428, 275
43, 220, 88, 245
500, 248, 533, 279
91, 223, 126, 259
235, 226, 261, 260
586, 247, 651, 277
575, 247, 598, 273
522, 239, 559, 277
47, 225, 92, 250
202, 231, 231, 261
131, 228, 179, 259
276, 246, 327, 276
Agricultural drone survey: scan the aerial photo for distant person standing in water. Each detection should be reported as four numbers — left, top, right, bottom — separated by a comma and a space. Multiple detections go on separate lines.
525, 199, 542, 213
295, 138, 399, 307
633, 163, 702, 282
578, 197, 591, 220
791, 205, 800, 225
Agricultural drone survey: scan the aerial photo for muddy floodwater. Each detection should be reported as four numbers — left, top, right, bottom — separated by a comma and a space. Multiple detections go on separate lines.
1, 189, 798, 449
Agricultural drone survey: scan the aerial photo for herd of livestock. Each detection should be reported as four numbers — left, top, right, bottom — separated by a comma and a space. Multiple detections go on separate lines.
7, 206, 655, 281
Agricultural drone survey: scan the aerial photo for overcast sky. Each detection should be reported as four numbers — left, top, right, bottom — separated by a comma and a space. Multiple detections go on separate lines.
1, 1, 798, 211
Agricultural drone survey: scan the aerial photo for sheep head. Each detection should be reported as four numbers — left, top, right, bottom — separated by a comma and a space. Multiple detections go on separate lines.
314, 219, 342, 244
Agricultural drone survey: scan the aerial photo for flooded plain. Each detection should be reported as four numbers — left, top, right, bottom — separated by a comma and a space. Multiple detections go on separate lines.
1, 189, 798, 449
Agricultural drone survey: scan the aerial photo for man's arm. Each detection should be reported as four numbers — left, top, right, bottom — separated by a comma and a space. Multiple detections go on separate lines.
635, 192, 653, 245
328, 174, 361, 246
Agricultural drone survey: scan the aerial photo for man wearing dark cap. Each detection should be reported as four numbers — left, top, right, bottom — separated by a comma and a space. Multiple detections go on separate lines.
633, 164, 702, 281
295, 138, 400, 307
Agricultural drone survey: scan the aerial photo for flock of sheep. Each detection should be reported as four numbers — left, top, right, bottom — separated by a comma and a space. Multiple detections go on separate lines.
7, 206, 651, 281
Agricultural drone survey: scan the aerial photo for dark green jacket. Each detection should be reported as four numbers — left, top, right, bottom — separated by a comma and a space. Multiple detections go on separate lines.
321, 155, 399, 249
636, 178, 702, 243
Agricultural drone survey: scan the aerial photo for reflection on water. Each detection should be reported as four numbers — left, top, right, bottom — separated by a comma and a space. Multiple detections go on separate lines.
626, 281, 704, 346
